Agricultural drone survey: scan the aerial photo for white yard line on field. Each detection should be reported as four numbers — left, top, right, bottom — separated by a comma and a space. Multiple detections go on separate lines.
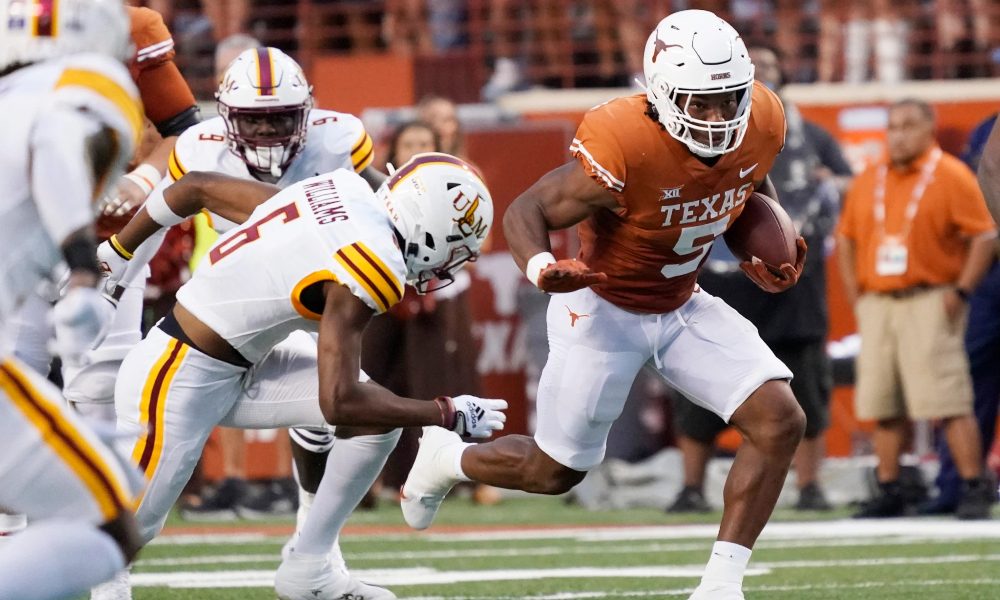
130, 553, 1000, 588
428, 519, 1000, 543
152, 518, 1000, 546
130, 565, 764, 588
136, 535, 997, 567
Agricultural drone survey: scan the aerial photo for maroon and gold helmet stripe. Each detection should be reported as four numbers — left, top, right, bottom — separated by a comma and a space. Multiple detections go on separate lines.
33, 0, 58, 37
388, 153, 484, 191
0, 360, 130, 521
255, 47, 275, 96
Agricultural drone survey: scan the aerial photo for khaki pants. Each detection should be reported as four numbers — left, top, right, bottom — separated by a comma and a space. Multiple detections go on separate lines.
854, 288, 973, 420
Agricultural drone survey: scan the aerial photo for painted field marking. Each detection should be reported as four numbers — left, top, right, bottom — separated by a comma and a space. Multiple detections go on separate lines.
137, 535, 998, 567
131, 554, 1000, 588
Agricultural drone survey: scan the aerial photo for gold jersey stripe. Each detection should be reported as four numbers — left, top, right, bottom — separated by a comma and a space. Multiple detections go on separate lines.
56, 68, 143, 147
167, 149, 187, 182
0, 361, 129, 520
351, 132, 374, 172
335, 243, 402, 313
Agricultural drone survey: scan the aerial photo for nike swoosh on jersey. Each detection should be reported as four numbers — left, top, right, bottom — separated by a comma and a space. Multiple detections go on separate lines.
739, 163, 758, 178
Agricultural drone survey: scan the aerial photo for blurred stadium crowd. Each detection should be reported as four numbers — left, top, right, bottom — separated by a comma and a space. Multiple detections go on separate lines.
149, 0, 1000, 100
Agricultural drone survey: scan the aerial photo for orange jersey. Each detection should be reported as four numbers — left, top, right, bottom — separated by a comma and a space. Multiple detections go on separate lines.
570, 82, 786, 313
126, 6, 197, 132
837, 145, 996, 293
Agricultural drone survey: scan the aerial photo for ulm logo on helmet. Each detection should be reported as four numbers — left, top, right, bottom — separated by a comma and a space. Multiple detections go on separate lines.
450, 183, 488, 240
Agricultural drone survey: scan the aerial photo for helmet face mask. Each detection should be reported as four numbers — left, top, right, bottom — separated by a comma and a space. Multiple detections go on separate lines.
216, 47, 313, 178
642, 9, 754, 157
0, 0, 132, 71
378, 153, 493, 294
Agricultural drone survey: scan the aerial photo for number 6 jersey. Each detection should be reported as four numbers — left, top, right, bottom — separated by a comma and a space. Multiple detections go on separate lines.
570, 81, 786, 314
175, 170, 405, 363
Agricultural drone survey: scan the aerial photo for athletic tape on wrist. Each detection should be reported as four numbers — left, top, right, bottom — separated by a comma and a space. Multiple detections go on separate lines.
525, 252, 556, 288
144, 192, 186, 227
122, 163, 162, 196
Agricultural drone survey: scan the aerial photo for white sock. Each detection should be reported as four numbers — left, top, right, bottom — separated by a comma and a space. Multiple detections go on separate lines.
294, 429, 401, 555
0, 519, 125, 600
701, 541, 752, 586
295, 487, 315, 534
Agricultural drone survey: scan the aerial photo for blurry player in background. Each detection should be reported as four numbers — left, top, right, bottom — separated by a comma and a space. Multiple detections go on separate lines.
95, 46, 401, 597
1, 2, 199, 427
0, 1, 144, 597
64, 3, 200, 418
102, 153, 505, 599
401, 11, 806, 600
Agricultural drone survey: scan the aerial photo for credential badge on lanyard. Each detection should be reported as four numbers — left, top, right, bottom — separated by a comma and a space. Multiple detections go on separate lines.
872, 148, 942, 277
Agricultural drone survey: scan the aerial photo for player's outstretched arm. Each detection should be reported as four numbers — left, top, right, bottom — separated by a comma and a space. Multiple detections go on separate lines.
317, 282, 506, 437
504, 160, 618, 293
113, 171, 278, 254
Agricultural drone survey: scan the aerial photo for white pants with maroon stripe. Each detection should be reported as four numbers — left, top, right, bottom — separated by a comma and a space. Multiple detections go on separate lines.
114, 327, 337, 543
0, 356, 133, 525
534, 287, 792, 471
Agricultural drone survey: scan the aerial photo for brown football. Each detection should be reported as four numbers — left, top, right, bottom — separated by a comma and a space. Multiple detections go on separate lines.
723, 192, 798, 271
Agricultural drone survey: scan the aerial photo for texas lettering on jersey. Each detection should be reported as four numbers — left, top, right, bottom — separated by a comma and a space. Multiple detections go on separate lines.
659, 182, 754, 227
570, 81, 786, 314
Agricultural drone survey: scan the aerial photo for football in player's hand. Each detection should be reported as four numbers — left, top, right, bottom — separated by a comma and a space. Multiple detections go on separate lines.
723, 192, 798, 273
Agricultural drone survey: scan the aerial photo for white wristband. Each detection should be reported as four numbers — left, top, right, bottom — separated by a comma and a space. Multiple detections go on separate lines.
525, 251, 556, 288
121, 163, 162, 196
143, 192, 186, 227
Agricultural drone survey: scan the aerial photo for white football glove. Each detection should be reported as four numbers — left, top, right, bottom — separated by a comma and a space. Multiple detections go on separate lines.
96, 239, 130, 298
447, 395, 508, 438
53, 286, 115, 368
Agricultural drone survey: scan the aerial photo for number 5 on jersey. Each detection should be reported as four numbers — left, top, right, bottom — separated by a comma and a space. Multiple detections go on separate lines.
661, 216, 731, 278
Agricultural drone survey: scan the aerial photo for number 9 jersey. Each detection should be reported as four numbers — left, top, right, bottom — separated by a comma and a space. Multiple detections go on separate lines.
175, 169, 405, 363
570, 82, 786, 314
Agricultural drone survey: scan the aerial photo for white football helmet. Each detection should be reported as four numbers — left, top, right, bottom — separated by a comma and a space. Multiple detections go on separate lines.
0, 0, 131, 72
217, 47, 313, 178
378, 152, 493, 294
643, 9, 754, 157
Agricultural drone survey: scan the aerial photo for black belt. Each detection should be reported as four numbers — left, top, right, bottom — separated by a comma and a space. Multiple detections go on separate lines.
158, 309, 252, 369
877, 284, 938, 299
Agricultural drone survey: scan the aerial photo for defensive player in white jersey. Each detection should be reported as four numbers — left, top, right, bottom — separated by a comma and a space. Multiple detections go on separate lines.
92, 47, 399, 598
106, 153, 505, 599
76, 46, 378, 412
0, 1, 145, 598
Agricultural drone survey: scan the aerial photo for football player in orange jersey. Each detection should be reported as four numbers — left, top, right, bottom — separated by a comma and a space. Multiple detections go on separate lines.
402, 10, 807, 600
98, 4, 200, 220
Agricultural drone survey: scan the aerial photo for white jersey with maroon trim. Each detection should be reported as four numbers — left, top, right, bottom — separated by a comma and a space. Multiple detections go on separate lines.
175, 169, 405, 363
156, 109, 374, 234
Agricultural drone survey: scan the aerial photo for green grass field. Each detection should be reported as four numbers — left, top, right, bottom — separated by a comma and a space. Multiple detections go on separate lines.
131, 497, 1000, 599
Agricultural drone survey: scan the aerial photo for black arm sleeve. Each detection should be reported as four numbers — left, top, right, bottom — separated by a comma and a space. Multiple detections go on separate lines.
154, 105, 200, 138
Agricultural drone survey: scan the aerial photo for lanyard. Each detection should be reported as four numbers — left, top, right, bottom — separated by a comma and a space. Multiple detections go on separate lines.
873, 147, 942, 240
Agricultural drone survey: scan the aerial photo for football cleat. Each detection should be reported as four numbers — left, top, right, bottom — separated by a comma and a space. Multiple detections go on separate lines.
400, 426, 468, 530
688, 582, 744, 600
274, 551, 396, 600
